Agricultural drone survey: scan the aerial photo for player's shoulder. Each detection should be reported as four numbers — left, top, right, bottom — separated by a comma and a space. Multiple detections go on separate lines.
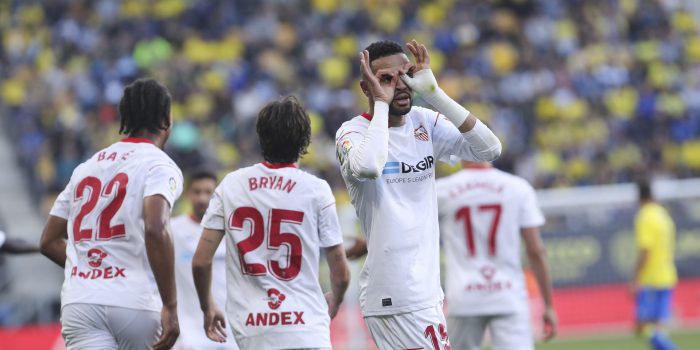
170, 214, 190, 226
336, 115, 370, 140
408, 106, 439, 126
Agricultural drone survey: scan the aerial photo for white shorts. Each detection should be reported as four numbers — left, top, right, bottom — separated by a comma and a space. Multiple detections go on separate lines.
447, 311, 533, 350
61, 303, 161, 350
364, 304, 452, 350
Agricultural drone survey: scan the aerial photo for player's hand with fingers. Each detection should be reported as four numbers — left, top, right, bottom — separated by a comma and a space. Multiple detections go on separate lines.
542, 306, 558, 341
359, 50, 399, 104
324, 291, 340, 319
203, 303, 228, 343
154, 305, 180, 350
401, 39, 439, 98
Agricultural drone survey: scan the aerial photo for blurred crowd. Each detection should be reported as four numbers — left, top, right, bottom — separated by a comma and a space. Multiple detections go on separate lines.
2, 0, 700, 209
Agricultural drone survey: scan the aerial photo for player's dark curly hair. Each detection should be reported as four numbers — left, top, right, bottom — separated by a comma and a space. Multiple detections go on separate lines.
118, 78, 172, 136
365, 40, 405, 64
256, 96, 311, 164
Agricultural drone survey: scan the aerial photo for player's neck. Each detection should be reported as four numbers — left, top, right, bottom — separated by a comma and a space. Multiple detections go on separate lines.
367, 103, 406, 127
189, 213, 203, 223
388, 114, 405, 127
127, 131, 163, 148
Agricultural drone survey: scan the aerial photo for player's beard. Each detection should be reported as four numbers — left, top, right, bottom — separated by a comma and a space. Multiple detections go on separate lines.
389, 93, 412, 116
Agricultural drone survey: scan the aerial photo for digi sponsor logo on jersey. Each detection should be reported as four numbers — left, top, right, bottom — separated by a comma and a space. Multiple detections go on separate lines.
245, 288, 305, 327
70, 248, 126, 280
464, 265, 512, 292
382, 156, 434, 175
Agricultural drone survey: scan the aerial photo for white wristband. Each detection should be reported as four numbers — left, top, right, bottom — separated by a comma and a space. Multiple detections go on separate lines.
400, 69, 469, 127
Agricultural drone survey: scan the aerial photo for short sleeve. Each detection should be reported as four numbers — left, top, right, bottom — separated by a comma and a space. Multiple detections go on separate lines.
317, 181, 344, 248
519, 182, 545, 228
143, 164, 183, 211
201, 185, 226, 231
635, 211, 654, 249
49, 185, 72, 219
335, 125, 368, 181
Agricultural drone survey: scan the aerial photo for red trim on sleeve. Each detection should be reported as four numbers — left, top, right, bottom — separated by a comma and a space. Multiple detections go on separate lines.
338, 131, 362, 140
361, 112, 373, 121
120, 137, 155, 145
261, 162, 298, 169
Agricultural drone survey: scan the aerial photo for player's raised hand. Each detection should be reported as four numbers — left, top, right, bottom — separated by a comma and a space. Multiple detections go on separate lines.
401, 39, 438, 97
542, 307, 558, 341
203, 304, 228, 343
153, 305, 180, 350
360, 50, 398, 104
405, 39, 431, 72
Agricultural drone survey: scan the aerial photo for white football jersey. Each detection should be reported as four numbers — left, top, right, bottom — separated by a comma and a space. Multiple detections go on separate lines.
436, 167, 545, 316
172, 214, 238, 350
201, 162, 343, 348
335, 107, 483, 316
50, 137, 183, 312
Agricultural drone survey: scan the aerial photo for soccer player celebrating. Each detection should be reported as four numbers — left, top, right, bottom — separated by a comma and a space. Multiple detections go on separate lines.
40, 78, 184, 350
630, 181, 679, 350
172, 170, 238, 350
192, 96, 351, 349
436, 161, 557, 350
335, 39, 501, 349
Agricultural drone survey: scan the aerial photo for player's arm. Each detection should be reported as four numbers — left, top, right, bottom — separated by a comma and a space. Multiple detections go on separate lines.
2, 238, 40, 254
630, 215, 652, 294
345, 235, 367, 260
143, 194, 180, 350
522, 226, 557, 341
340, 50, 398, 179
325, 243, 351, 319
39, 216, 68, 267
192, 228, 227, 343
401, 39, 501, 161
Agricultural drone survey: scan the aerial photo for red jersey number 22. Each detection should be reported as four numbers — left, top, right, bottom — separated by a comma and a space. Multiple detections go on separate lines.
73, 173, 129, 242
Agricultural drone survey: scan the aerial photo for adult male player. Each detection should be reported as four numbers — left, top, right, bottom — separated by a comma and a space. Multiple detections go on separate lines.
630, 180, 679, 350
335, 39, 501, 349
40, 78, 183, 350
172, 170, 238, 350
436, 162, 557, 350
192, 96, 351, 349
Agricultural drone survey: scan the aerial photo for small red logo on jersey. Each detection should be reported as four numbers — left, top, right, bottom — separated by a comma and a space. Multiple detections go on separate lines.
414, 125, 429, 141
480, 266, 496, 281
87, 248, 108, 268
267, 288, 286, 310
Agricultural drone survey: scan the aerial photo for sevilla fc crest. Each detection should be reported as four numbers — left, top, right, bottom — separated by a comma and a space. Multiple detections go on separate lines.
414, 125, 429, 141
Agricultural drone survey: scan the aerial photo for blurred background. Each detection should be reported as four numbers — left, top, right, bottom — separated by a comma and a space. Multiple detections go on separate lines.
1, 0, 699, 349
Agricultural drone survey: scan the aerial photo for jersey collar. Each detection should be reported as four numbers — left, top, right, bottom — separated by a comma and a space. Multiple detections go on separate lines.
120, 137, 155, 145
261, 161, 298, 169
361, 112, 372, 121
464, 163, 493, 170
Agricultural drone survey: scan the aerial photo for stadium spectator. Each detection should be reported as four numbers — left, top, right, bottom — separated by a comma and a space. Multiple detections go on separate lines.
630, 180, 679, 350
40, 78, 184, 350
171, 170, 238, 350
1, 1, 700, 209
335, 38, 500, 349
192, 96, 350, 349
436, 161, 557, 350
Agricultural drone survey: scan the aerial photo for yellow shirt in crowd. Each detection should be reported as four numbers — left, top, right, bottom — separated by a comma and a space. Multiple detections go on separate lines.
635, 202, 678, 288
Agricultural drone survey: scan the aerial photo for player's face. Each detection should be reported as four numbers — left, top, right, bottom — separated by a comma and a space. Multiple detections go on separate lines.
187, 178, 216, 219
371, 53, 414, 116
